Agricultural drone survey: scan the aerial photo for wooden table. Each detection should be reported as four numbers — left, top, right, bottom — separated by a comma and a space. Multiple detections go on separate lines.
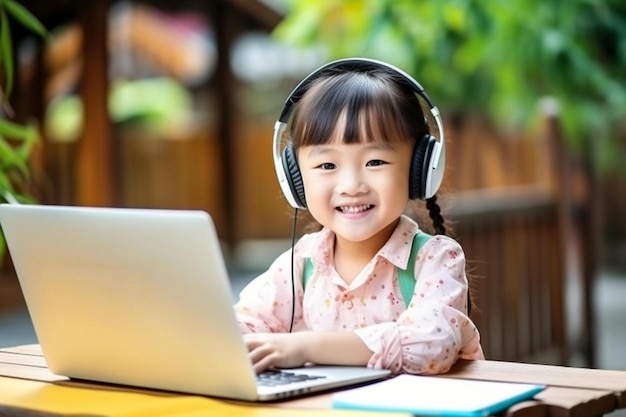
1, 344, 625, 417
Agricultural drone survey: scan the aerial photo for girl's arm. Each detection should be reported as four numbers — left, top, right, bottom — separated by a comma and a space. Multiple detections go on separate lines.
355, 236, 484, 375
235, 248, 305, 333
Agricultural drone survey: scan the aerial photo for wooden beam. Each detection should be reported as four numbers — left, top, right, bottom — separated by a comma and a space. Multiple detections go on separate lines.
208, 2, 241, 246
223, 0, 282, 30
76, 0, 114, 206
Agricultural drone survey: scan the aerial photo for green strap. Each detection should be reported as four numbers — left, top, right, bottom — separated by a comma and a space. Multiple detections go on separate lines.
303, 257, 314, 288
398, 232, 432, 307
302, 232, 432, 308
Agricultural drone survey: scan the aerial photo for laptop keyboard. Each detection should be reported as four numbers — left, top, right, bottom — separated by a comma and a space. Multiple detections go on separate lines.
256, 370, 327, 386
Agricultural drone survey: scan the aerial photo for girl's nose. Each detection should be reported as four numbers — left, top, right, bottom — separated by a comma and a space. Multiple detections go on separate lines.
336, 167, 367, 195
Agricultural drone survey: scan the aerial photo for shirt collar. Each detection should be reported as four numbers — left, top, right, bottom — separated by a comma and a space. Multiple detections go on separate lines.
306, 215, 422, 271
378, 215, 421, 269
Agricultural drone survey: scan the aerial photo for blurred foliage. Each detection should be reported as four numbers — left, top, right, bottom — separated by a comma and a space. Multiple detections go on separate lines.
45, 77, 194, 142
0, 0, 47, 260
108, 78, 193, 135
273, 0, 626, 174
0, 0, 46, 204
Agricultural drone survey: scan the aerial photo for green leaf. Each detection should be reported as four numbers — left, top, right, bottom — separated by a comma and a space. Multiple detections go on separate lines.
15, 122, 37, 161
0, 118, 31, 140
0, 132, 28, 177
3, 0, 48, 39
0, 171, 16, 198
0, 7, 14, 98
0, 138, 20, 164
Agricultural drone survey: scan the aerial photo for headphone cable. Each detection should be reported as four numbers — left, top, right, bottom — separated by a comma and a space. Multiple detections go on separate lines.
288, 207, 299, 333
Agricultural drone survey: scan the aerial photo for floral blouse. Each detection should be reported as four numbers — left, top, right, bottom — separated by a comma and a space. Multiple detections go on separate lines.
234, 215, 484, 374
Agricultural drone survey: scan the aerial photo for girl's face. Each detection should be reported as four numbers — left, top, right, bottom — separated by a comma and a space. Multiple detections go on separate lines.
298, 121, 413, 246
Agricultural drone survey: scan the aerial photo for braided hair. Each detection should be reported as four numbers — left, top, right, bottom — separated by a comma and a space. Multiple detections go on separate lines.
425, 195, 446, 236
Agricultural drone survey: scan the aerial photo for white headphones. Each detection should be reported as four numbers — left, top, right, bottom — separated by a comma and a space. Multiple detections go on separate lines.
272, 57, 446, 209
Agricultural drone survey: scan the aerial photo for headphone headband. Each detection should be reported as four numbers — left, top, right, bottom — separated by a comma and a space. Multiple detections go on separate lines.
273, 57, 446, 209
277, 58, 435, 123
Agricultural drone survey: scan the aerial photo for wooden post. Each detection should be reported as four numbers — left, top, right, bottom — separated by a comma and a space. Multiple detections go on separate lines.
208, 2, 239, 246
76, 0, 114, 206
542, 98, 596, 367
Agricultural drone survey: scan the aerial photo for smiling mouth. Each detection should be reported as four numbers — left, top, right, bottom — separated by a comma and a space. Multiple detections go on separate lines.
337, 204, 373, 214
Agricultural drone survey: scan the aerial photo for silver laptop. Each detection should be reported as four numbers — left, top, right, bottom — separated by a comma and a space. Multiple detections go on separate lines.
0, 203, 390, 401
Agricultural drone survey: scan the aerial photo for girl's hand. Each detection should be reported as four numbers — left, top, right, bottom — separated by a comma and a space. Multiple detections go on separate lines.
243, 332, 311, 373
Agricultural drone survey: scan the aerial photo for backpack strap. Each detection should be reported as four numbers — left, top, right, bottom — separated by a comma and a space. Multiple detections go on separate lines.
302, 232, 432, 308
398, 232, 432, 307
303, 257, 314, 289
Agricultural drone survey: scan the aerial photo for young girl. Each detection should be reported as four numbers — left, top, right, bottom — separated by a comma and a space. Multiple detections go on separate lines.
234, 58, 484, 375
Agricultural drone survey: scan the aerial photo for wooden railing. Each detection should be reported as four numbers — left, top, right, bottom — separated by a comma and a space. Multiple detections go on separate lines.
429, 105, 597, 366
445, 186, 567, 364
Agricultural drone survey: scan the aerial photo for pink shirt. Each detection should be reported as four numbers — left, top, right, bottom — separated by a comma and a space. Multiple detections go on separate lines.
235, 215, 484, 374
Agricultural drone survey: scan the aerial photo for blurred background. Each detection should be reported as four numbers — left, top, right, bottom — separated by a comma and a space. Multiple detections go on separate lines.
0, 0, 625, 376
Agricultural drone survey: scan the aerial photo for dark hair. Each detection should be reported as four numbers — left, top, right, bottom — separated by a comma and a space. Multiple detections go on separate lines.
289, 66, 427, 147
288, 65, 448, 235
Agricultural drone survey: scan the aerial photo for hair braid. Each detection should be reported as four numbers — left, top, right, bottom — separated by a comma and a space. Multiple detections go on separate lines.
425, 195, 446, 236
425, 196, 476, 316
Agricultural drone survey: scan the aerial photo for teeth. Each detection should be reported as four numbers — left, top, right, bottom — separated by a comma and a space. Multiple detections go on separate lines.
339, 204, 371, 214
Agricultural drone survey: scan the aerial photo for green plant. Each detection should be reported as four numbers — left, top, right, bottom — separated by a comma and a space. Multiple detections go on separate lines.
0, 0, 48, 260
273, 0, 626, 174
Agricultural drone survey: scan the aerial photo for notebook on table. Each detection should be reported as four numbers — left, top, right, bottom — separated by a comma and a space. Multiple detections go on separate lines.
332, 374, 545, 416
0, 203, 390, 401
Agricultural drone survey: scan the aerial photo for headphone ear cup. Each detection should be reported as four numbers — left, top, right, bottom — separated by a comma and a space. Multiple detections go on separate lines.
281, 145, 307, 208
409, 134, 436, 200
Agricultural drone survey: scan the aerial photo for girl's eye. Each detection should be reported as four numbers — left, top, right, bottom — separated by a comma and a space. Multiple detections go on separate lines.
366, 160, 387, 167
318, 162, 336, 170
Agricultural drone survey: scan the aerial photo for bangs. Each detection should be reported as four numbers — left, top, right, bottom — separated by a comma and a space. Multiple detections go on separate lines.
289, 70, 427, 147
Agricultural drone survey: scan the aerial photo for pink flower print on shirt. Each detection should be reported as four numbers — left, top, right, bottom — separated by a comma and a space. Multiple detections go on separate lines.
387, 292, 400, 305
